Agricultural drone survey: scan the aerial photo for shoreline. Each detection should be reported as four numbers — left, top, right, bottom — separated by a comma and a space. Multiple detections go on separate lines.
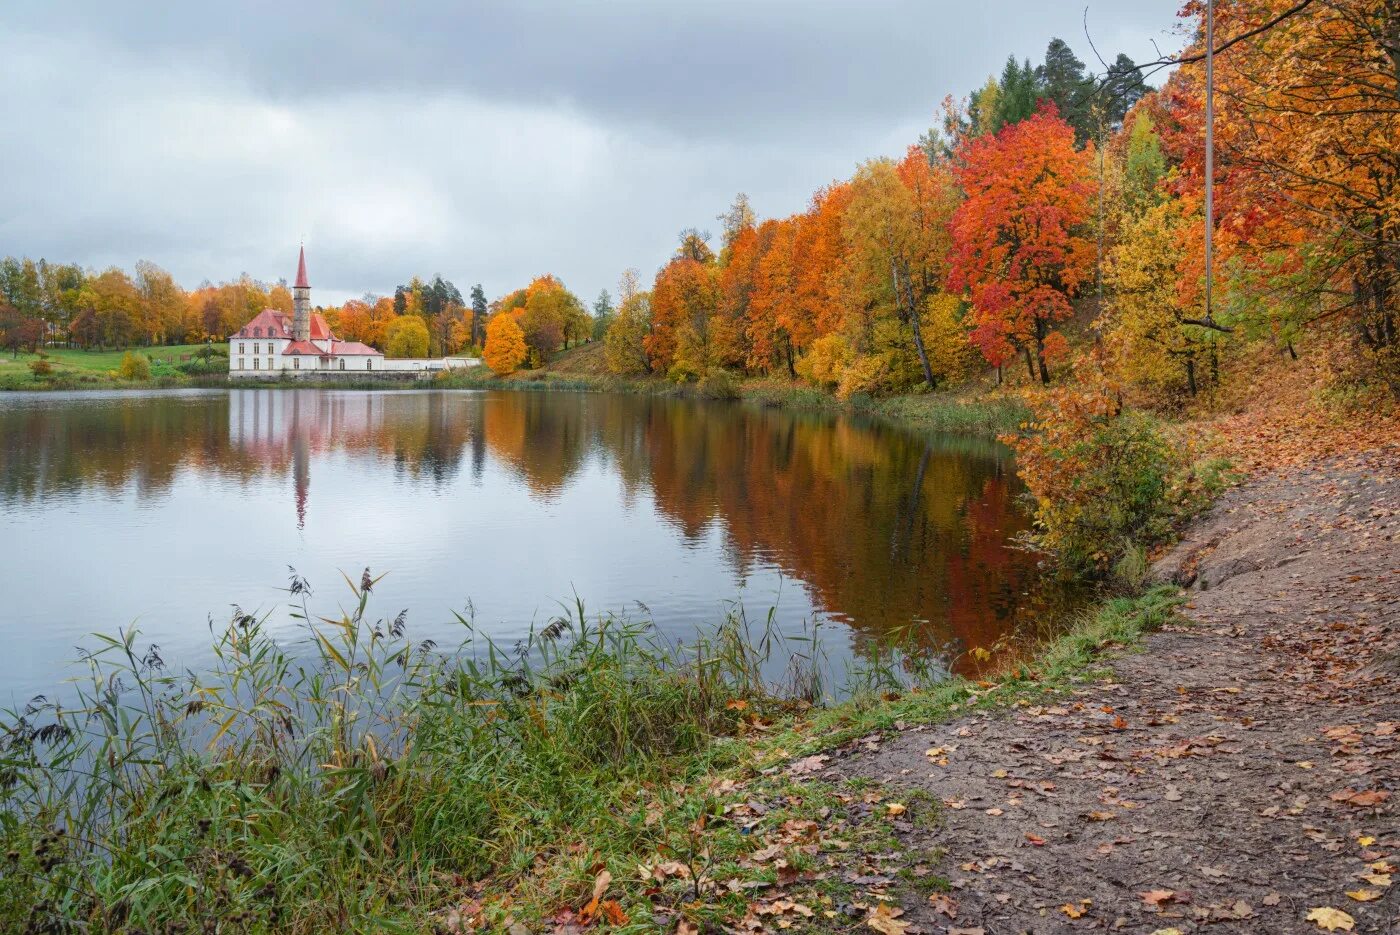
3, 363, 1030, 439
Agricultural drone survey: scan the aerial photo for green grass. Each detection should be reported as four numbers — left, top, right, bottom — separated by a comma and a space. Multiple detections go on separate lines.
0, 579, 1182, 933
0, 344, 228, 390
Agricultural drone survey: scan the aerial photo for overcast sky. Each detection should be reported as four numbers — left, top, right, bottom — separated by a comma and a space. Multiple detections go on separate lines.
1, 1, 1185, 306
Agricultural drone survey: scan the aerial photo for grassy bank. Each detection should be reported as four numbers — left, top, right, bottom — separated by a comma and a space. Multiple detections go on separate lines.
0, 345, 229, 390
0, 578, 1180, 933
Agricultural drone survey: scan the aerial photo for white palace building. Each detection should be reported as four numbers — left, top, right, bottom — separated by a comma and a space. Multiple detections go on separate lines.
229, 248, 477, 379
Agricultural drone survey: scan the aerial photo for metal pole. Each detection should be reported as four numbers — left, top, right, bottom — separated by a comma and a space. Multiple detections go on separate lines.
1204, 0, 1215, 325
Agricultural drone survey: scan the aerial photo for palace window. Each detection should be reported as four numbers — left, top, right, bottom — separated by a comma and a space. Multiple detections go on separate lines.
293, 357, 300, 369
266, 358, 273, 370
236, 359, 243, 370
252, 359, 259, 370
339, 359, 345, 370
366, 359, 372, 371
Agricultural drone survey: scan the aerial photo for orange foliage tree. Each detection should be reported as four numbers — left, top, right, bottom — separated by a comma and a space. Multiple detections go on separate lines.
948, 108, 1096, 383
1205, 0, 1398, 363
646, 233, 723, 379
483, 312, 528, 375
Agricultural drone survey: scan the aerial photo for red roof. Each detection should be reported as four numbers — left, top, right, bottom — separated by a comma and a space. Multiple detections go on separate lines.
235, 309, 333, 341
295, 246, 309, 289
280, 338, 380, 357
326, 339, 380, 356
237, 309, 292, 339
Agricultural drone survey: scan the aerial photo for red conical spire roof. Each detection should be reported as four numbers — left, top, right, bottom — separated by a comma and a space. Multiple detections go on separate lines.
295, 245, 309, 288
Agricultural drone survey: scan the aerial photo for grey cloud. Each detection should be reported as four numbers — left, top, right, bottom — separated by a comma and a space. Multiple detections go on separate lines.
11, 1, 1182, 142
1, 1, 1183, 308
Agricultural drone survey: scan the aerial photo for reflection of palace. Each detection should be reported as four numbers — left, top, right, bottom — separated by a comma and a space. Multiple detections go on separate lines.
228, 391, 472, 527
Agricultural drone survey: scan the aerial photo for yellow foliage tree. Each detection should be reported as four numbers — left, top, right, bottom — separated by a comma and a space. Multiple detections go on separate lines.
920, 293, 979, 387
795, 333, 853, 390
604, 291, 652, 375
484, 313, 528, 375
1104, 199, 1212, 400
384, 315, 430, 358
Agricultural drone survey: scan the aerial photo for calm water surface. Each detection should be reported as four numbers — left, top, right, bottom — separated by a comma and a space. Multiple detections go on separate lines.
0, 389, 1066, 703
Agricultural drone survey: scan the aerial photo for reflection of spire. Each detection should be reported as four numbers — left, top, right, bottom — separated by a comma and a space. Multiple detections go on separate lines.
292, 394, 310, 530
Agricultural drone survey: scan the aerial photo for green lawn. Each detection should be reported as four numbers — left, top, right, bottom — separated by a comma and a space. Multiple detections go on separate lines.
0, 343, 229, 388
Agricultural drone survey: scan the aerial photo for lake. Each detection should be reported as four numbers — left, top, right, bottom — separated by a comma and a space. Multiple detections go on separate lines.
0, 388, 1068, 704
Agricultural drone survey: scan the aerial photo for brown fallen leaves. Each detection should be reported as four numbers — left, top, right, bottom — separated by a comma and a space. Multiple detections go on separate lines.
576, 870, 626, 928
1328, 788, 1391, 808
928, 893, 958, 918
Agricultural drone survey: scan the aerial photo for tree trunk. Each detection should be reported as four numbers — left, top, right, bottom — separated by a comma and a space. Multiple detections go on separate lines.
1186, 357, 1198, 396
908, 309, 936, 388
891, 259, 936, 389
1024, 347, 1037, 381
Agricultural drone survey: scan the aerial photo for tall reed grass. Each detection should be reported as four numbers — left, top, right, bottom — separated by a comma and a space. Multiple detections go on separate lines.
0, 572, 824, 933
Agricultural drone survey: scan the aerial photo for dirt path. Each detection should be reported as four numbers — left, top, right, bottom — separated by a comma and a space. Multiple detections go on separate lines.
823, 447, 1399, 934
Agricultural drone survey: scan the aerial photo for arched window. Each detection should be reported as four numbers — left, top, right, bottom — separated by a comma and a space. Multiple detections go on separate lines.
338, 359, 345, 370
366, 359, 372, 371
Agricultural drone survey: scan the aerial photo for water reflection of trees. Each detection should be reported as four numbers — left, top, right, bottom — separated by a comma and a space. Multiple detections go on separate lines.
1, 389, 1066, 663
473, 393, 1066, 662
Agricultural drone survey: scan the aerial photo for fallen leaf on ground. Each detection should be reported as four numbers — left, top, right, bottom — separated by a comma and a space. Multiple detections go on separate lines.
1085, 810, 1116, 821
1330, 789, 1390, 807
1359, 872, 1390, 886
787, 754, 830, 775
928, 893, 958, 918
865, 903, 908, 934
886, 803, 907, 817
1061, 899, 1091, 919
1345, 889, 1380, 902
1306, 907, 1355, 931
1025, 833, 1046, 846
1140, 889, 1176, 907
578, 870, 612, 924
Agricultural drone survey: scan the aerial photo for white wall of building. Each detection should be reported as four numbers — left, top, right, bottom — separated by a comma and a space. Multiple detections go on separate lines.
229, 337, 290, 375
228, 342, 480, 378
